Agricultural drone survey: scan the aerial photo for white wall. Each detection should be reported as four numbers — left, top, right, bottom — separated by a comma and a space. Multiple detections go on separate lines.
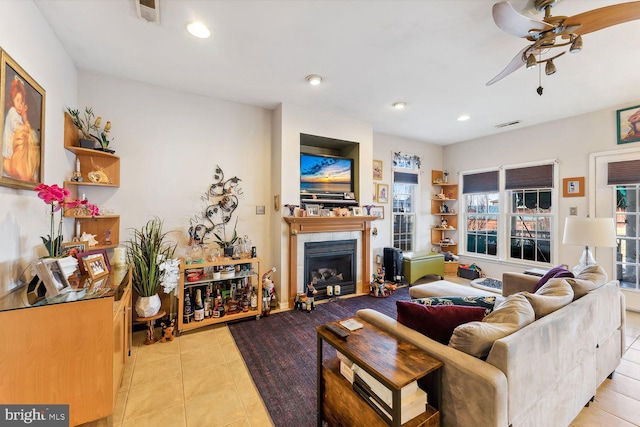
372, 132, 443, 261
443, 108, 638, 281
0, 0, 78, 295
275, 103, 374, 304
77, 71, 273, 268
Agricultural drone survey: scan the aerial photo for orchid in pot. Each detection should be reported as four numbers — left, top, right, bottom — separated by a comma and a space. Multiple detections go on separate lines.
34, 183, 99, 258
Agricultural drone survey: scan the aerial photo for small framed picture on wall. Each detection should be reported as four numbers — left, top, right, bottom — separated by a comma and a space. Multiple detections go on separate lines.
373, 160, 383, 180
376, 183, 389, 203
563, 177, 585, 197
617, 104, 640, 144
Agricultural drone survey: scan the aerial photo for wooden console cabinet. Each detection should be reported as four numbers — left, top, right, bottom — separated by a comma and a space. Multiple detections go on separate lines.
0, 268, 131, 426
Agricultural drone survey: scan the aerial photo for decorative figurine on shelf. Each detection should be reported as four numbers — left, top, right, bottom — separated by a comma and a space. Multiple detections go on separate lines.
443, 170, 449, 184
441, 219, 448, 228
160, 320, 175, 343
305, 282, 318, 312
80, 232, 98, 247
363, 205, 374, 216
262, 267, 277, 308
284, 204, 298, 216
104, 228, 112, 246
371, 266, 385, 297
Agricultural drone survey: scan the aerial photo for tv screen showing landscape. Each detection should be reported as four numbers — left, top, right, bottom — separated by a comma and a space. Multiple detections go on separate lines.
300, 154, 353, 194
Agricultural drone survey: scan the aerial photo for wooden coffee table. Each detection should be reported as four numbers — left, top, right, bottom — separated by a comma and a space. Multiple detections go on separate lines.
317, 317, 442, 427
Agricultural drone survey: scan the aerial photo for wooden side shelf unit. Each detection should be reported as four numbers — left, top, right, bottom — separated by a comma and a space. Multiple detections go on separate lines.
431, 170, 459, 275
177, 257, 263, 333
63, 112, 120, 249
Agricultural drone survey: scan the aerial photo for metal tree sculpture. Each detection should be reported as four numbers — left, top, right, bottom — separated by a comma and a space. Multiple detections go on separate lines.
188, 165, 243, 248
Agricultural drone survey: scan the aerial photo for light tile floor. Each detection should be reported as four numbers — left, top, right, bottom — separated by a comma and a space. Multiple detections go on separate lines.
82, 306, 640, 427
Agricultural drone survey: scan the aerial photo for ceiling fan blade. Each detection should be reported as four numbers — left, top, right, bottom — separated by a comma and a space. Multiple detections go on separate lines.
486, 45, 531, 86
566, 2, 640, 36
493, 1, 553, 38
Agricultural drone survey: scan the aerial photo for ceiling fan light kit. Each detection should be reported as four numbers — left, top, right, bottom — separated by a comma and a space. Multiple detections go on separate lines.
487, 0, 640, 90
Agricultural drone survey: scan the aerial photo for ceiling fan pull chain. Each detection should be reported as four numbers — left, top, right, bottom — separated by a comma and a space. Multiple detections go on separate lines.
537, 51, 544, 96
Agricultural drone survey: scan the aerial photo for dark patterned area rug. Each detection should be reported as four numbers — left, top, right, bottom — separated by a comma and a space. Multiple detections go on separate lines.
228, 286, 410, 427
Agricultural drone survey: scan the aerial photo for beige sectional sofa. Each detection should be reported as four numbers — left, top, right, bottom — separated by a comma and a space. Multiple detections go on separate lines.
356, 266, 626, 427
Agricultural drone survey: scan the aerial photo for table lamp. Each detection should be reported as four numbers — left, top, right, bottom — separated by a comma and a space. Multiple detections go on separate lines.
562, 216, 616, 275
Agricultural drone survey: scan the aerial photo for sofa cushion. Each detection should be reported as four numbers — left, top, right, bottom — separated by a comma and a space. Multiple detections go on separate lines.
565, 265, 608, 299
449, 294, 535, 358
396, 301, 486, 344
523, 278, 574, 319
411, 295, 497, 315
533, 266, 574, 292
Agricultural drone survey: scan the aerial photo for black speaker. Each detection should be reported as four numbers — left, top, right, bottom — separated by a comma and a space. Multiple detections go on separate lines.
383, 247, 403, 283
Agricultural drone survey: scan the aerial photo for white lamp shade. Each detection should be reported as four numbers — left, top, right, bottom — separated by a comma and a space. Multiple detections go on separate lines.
562, 217, 616, 248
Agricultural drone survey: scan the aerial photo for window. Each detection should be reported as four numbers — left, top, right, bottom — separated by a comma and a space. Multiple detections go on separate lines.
466, 193, 499, 256
508, 189, 552, 263
392, 154, 420, 252
393, 176, 417, 252
461, 163, 555, 265
463, 170, 499, 257
615, 185, 639, 290
608, 159, 640, 291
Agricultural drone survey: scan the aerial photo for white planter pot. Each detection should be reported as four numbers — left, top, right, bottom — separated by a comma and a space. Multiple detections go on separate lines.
135, 294, 161, 318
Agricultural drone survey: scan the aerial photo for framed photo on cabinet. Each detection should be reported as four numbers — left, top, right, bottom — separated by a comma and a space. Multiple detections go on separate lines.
0, 49, 46, 190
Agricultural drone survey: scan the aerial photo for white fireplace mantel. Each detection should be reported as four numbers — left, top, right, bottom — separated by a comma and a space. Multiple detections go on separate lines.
284, 216, 376, 308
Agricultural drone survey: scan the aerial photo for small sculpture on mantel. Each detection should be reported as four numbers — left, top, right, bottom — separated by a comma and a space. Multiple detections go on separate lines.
284, 204, 298, 216
363, 205, 374, 216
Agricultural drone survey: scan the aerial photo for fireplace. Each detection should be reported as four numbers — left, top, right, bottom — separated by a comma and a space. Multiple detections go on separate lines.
304, 240, 357, 300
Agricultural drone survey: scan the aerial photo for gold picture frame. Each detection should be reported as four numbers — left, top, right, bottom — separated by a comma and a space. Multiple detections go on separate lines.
373, 159, 383, 180
0, 48, 46, 190
376, 183, 389, 203
563, 177, 585, 197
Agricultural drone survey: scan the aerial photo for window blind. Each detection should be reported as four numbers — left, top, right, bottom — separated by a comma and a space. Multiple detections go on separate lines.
394, 171, 418, 184
505, 164, 553, 189
608, 159, 640, 185
462, 170, 499, 194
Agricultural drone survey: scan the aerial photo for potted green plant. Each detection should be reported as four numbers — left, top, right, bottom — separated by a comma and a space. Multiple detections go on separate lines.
125, 217, 176, 317
66, 106, 114, 153
213, 217, 239, 257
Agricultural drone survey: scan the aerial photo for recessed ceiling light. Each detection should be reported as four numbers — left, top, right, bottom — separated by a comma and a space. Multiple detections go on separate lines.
392, 102, 406, 110
186, 21, 211, 39
457, 114, 470, 121
305, 74, 323, 85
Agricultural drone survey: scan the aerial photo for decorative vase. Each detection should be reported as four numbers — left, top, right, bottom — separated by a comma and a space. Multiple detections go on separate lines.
223, 247, 234, 258
79, 138, 98, 149
135, 293, 161, 318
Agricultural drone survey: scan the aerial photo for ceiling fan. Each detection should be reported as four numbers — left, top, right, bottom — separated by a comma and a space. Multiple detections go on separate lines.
487, 0, 640, 90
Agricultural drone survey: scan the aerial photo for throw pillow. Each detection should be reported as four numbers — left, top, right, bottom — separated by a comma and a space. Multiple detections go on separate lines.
396, 301, 486, 344
411, 295, 497, 315
523, 278, 574, 319
533, 266, 574, 292
449, 294, 535, 358
565, 265, 608, 299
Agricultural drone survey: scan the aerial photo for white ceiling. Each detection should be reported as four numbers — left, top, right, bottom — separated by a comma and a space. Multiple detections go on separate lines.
34, 0, 640, 145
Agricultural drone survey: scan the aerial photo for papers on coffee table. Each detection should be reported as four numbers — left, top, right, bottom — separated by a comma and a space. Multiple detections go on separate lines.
340, 319, 364, 331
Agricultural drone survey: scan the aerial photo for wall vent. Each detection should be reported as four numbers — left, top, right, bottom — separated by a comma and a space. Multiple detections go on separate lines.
135, 0, 160, 23
495, 120, 521, 128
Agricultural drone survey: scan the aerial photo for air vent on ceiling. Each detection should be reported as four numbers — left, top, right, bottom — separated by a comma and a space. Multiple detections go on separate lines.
495, 120, 521, 128
135, 0, 160, 23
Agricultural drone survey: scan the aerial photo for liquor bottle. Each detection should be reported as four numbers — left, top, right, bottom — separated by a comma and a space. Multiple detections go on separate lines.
204, 285, 213, 318
183, 289, 193, 324
194, 289, 205, 321
216, 286, 225, 317
250, 286, 258, 311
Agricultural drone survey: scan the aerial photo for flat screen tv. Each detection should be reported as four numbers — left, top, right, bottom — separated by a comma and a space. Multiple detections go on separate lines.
300, 153, 354, 194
